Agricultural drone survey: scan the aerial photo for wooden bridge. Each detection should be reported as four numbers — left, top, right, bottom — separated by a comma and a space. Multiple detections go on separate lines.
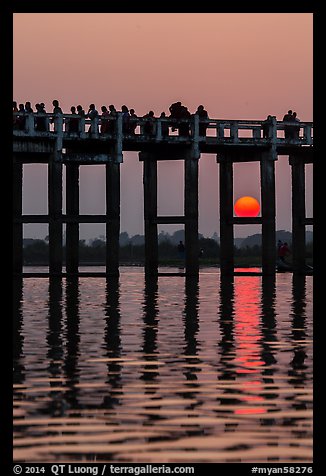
13, 112, 313, 276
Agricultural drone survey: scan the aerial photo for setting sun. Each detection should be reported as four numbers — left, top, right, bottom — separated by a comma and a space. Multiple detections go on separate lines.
234, 196, 260, 217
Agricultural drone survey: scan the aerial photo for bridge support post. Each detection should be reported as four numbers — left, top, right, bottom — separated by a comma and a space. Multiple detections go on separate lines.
185, 154, 199, 275
290, 154, 306, 274
48, 155, 63, 275
260, 149, 276, 275
106, 162, 120, 276
219, 157, 234, 275
13, 157, 23, 274
143, 156, 158, 276
66, 163, 79, 274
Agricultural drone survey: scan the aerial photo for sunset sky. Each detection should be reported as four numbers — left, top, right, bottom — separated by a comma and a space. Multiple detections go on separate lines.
13, 13, 313, 240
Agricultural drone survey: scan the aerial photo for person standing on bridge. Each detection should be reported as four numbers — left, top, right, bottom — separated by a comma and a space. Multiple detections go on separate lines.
66, 106, 80, 133
160, 112, 169, 138
282, 109, 293, 139
129, 109, 138, 135
292, 112, 300, 139
262, 115, 273, 139
52, 99, 63, 115
195, 105, 209, 137
108, 105, 117, 134
143, 110, 155, 135
121, 105, 130, 134
86, 104, 99, 135
25, 102, 34, 114
100, 105, 110, 134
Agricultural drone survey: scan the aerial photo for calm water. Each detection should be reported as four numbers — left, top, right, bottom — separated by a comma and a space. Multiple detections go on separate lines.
13, 267, 313, 463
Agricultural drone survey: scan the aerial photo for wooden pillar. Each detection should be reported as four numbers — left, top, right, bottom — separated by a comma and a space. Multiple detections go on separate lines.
48, 155, 63, 275
260, 150, 276, 275
143, 156, 158, 276
219, 157, 234, 275
106, 162, 120, 276
66, 164, 79, 274
290, 155, 306, 274
184, 155, 199, 275
13, 158, 23, 274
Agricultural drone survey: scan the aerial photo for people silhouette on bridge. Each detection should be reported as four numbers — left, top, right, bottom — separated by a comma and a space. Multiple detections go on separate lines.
262, 115, 273, 139
195, 105, 209, 137
25, 102, 33, 114
66, 106, 80, 133
292, 112, 300, 139
100, 106, 110, 134
17, 103, 26, 131
283, 109, 294, 139
108, 105, 117, 134
143, 110, 155, 135
129, 109, 138, 135
34, 103, 48, 132
121, 105, 130, 134
160, 112, 169, 137
86, 104, 98, 134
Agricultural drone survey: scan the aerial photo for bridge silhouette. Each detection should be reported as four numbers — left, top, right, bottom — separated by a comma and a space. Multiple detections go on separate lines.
13, 112, 313, 276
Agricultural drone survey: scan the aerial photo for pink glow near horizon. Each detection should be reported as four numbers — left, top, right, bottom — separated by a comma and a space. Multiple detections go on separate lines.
14, 13, 313, 239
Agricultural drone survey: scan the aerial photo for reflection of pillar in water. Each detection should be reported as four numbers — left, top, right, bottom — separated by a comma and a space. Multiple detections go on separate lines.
183, 276, 200, 381
260, 276, 278, 384
141, 275, 159, 386
13, 278, 25, 385
218, 275, 236, 381
64, 278, 81, 409
47, 278, 64, 415
102, 278, 122, 408
289, 275, 308, 386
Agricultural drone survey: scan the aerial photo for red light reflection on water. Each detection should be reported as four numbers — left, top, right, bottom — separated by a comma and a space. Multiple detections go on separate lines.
232, 277, 267, 414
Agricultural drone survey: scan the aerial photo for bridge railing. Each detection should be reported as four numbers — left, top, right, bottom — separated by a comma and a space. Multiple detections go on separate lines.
13, 112, 313, 146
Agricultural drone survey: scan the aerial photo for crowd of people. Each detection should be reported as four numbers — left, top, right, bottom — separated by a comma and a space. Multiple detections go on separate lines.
13, 99, 210, 137
13, 100, 301, 140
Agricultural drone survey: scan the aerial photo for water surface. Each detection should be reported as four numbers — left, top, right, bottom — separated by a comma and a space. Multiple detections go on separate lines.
13, 267, 313, 463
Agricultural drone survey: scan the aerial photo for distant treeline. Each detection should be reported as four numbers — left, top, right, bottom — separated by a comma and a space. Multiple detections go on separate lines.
23, 235, 313, 265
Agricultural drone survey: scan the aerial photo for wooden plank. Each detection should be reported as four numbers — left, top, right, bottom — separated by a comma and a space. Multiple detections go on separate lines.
232, 217, 262, 225
153, 216, 186, 224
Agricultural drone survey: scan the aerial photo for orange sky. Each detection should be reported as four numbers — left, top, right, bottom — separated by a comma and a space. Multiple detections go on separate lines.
13, 13, 313, 239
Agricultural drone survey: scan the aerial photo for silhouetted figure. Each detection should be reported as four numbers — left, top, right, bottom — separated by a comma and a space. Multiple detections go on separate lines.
143, 110, 155, 135
262, 115, 273, 139
108, 105, 117, 134
195, 105, 209, 137
129, 109, 138, 135
34, 103, 47, 132
177, 240, 185, 259
77, 105, 85, 117
121, 105, 130, 134
160, 112, 169, 137
100, 105, 110, 134
86, 104, 98, 134
17, 103, 26, 130
25, 102, 33, 114
279, 242, 291, 263
52, 99, 63, 115
283, 109, 293, 139
292, 112, 300, 139
67, 106, 79, 133
13, 101, 19, 129
169, 101, 182, 132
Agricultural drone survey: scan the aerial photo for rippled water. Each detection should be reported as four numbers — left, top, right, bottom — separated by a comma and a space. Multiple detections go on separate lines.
13, 267, 313, 463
